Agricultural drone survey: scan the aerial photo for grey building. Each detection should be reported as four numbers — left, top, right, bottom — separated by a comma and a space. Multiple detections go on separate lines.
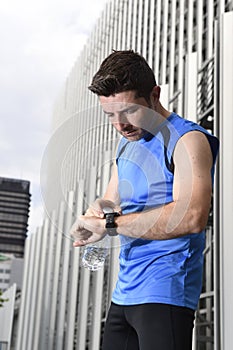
0, 178, 30, 349
16, 1, 233, 350
0, 254, 24, 292
0, 177, 31, 258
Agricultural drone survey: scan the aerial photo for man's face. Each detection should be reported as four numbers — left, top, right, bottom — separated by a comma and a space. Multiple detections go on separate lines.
99, 90, 159, 141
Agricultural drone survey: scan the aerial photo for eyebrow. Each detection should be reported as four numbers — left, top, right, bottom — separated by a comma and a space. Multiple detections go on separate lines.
103, 110, 113, 115
103, 105, 138, 115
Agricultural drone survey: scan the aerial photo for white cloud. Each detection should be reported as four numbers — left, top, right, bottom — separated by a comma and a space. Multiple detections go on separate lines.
0, 0, 108, 233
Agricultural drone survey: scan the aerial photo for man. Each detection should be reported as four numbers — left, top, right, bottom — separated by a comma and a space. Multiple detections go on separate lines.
70, 50, 219, 350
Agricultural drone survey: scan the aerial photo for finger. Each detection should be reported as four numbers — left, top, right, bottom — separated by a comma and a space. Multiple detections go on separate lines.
113, 205, 122, 214
73, 239, 88, 247
92, 204, 105, 218
73, 234, 96, 247
85, 206, 104, 218
95, 199, 116, 217
102, 201, 121, 213
70, 224, 93, 242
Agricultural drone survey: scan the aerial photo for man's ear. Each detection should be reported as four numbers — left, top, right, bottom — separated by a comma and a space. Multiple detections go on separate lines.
150, 86, 161, 108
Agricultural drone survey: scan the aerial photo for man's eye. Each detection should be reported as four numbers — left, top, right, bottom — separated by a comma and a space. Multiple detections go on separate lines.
125, 107, 138, 114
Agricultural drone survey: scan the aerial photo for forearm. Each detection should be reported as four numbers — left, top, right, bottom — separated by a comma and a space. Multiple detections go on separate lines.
115, 200, 209, 240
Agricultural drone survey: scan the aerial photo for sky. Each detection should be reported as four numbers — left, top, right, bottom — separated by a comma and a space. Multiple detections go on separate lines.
0, 0, 108, 233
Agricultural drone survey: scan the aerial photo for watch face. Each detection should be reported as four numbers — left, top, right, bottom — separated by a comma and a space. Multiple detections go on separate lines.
104, 212, 120, 231
105, 213, 115, 228
103, 206, 115, 214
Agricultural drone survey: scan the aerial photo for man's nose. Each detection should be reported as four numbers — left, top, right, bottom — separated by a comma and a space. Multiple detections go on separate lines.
111, 114, 129, 130
114, 122, 129, 131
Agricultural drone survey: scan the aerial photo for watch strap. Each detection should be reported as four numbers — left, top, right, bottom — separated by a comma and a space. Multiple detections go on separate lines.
104, 212, 120, 236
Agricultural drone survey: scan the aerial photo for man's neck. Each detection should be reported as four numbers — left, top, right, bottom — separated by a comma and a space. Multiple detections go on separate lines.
155, 102, 171, 119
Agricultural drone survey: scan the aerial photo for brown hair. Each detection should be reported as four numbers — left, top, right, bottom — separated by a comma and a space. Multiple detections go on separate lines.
88, 50, 156, 102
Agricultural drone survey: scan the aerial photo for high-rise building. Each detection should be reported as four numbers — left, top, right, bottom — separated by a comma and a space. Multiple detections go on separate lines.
0, 177, 31, 257
0, 253, 24, 292
0, 178, 31, 349
15, 1, 233, 350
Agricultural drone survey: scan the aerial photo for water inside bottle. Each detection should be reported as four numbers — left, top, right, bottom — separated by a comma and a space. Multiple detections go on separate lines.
82, 245, 109, 271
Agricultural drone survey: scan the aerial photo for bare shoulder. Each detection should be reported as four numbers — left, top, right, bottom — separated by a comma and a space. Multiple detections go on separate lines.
174, 131, 213, 169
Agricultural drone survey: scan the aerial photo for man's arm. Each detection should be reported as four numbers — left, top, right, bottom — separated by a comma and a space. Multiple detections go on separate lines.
103, 163, 120, 203
71, 131, 213, 245
84, 163, 120, 218
115, 131, 213, 239
70, 163, 119, 245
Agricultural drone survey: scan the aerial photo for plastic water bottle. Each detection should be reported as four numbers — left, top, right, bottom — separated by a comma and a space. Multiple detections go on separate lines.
81, 207, 116, 271
81, 236, 110, 271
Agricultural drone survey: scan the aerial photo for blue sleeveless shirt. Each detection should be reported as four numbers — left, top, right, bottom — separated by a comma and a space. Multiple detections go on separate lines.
112, 113, 219, 310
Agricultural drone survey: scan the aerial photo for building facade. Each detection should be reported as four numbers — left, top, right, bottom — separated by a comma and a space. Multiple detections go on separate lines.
0, 178, 30, 349
0, 254, 12, 292
0, 177, 31, 258
16, 1, 233, 349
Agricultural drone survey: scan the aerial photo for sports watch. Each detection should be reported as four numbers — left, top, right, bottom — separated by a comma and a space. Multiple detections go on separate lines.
103, 207, 120, 236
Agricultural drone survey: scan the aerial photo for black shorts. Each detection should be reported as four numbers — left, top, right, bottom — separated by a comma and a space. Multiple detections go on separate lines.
102, 302, 195, 350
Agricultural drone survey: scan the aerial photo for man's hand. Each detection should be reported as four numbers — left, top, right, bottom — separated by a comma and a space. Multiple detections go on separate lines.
85, 198, 121, 218
70, 215, 106, 247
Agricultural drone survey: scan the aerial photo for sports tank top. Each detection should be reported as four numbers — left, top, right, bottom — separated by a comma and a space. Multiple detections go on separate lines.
112, 112, 219, 310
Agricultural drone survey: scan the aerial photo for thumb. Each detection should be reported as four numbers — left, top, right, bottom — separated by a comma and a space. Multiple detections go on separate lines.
114, 205, 122, 214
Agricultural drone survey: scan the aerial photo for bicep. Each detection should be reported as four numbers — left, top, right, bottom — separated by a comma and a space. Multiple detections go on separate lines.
173, 131, 213, 218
